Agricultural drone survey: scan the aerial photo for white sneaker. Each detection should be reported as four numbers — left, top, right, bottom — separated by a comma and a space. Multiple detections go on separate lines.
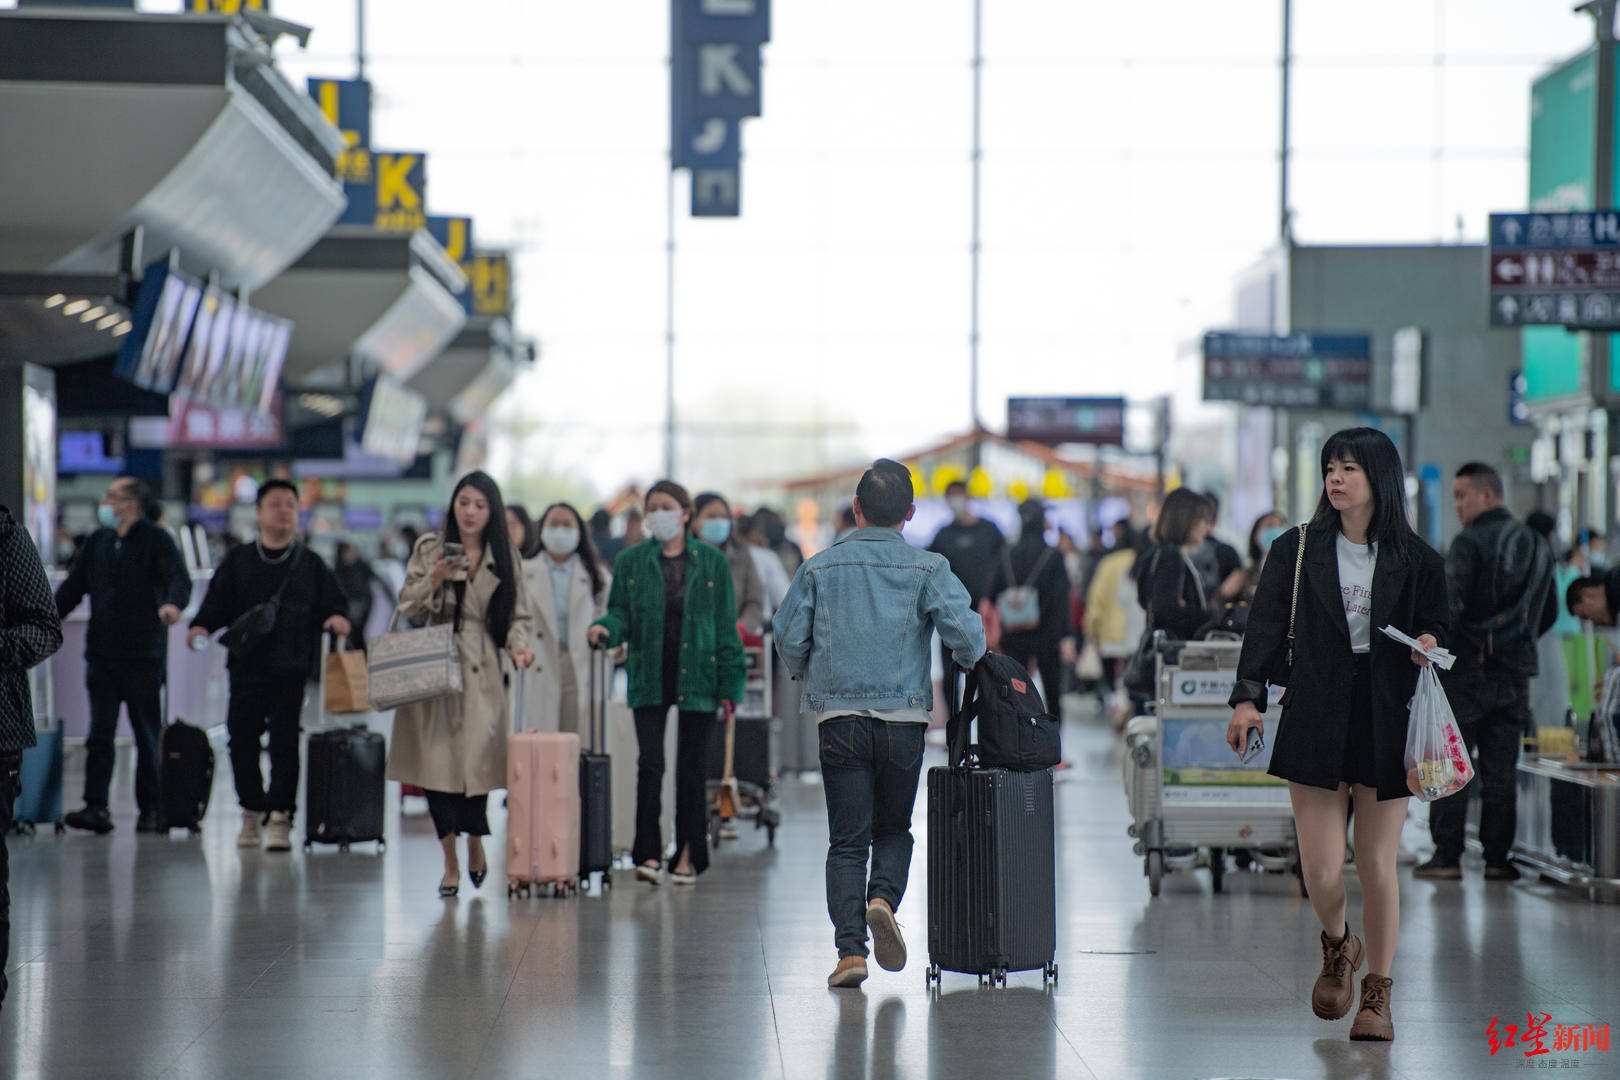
635, 862, 665, 886
264, 811, 293, 852
237, 810, 263, 848
669, 869, 696, 886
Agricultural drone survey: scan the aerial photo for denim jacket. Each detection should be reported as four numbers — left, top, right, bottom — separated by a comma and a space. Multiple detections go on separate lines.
772, 527, 986, 714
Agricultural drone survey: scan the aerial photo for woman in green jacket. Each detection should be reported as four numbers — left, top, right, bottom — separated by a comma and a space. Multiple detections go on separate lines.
587, 480, 746, 886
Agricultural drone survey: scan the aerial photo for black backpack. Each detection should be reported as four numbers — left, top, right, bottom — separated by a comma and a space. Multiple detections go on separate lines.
159, 720, 215, 833
948, 652, 1062, 772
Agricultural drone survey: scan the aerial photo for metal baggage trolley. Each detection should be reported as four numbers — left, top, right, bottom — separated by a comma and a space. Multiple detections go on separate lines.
707, 631, 783, 847
1124, 635, 1300, 897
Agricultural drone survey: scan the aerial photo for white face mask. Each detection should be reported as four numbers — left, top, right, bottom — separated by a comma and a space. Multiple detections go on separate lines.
541, 526, 579, 555
646, 509, 685, 543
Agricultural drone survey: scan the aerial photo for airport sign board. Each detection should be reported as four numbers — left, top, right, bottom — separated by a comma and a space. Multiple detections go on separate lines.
1489, 211, 1620, 329
1202, 332, 1373, 410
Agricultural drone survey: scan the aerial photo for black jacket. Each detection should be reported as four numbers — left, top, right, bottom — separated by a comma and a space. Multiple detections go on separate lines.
1230, 522, 1450, 800
54, 519, 191, 663
191, 542, 348, 678
1445, 506, 1556, 677
985, 539, 1072, 649
1135, 542, 1210, 642
0, 508, 64, 753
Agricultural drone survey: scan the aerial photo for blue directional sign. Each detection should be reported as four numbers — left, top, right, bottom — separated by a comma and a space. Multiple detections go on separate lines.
1489, 211, 1620, 329
670, 0, 770, 218
1202, 332, 1374, 410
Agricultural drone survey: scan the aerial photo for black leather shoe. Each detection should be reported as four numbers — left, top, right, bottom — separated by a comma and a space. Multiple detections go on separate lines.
135, 813, 163, 834
64, 805, 114, 834
1412, 857, 1461, 880
1484, 863, 1521, 882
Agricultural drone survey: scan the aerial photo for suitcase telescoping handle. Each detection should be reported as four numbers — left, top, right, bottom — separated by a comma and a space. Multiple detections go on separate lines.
512, 666, 527, 735
945, 662, 974, 768
587, 640, 609, 754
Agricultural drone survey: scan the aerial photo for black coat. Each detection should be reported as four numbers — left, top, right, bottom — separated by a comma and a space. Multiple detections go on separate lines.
1229, 521, 1450, 800
0, 508, 63, 753
1445, 507, 1556, 677
1135, 542, 1210, 642
984, 539, 1071, 651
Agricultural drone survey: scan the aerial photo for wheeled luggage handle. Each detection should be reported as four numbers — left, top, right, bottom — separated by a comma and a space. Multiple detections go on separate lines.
944, 661, 974, 769
586, 640, 610, 754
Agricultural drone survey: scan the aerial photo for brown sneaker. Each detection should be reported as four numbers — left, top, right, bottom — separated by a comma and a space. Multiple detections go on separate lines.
1349, 974, 1395, 1041
827, 956, 868, 989
866, 898, 907, 972
1311, 926, 1365, 1020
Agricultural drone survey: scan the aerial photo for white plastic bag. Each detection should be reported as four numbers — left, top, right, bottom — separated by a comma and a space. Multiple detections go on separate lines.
1404, 665, 1473, 801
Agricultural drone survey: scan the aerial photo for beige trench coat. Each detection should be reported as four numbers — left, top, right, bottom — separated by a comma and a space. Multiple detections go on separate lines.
517, 553, 609, 736
385, 533, 533, 795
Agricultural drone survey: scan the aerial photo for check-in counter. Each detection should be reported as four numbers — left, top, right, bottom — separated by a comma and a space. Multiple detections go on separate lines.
1513, 758, 1620, 904
51, 570, 228, 739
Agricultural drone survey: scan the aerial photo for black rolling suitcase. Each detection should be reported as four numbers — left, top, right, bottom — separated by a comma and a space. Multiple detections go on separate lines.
925, 665, 1058, 990
580, 648, 613, 888
159, 684, 215, 835
304, 726, 386, 852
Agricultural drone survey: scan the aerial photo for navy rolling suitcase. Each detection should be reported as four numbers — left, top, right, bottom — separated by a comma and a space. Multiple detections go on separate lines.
14, 721, 64, 834
304, 726, 386, 851
925, 666, 1058, 989
580, 649, 613, 887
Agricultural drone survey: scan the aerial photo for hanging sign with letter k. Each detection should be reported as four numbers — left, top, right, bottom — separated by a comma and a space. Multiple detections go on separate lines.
670, 0, 770, 217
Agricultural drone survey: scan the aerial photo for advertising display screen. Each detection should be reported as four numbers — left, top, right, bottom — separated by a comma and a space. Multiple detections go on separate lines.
58, 430, 125, 474
358, 376, 428, 465
114, 262, 205, 396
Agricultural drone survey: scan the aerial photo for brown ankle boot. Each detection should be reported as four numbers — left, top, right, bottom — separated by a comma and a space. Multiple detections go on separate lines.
1311, 927, 1365, 1020
1349, 974, 1394, 1041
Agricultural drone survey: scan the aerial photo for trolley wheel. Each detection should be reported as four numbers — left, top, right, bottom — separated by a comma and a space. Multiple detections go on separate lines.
1147, 850, 1164, 897
1209, 847, 1225, 894
339, 843, 350, 853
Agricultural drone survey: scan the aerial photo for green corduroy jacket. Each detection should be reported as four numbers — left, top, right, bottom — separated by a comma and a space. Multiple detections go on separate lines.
591, 537, 747, 712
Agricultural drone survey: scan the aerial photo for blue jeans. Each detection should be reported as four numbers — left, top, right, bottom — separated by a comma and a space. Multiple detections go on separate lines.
820, 717, 925, 959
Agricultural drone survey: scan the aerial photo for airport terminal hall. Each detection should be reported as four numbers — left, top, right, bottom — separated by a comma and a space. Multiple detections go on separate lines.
0, 1, 1617, 1078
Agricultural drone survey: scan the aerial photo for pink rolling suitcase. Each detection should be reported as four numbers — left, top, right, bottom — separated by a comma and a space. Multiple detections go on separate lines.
507, 673, 583, 897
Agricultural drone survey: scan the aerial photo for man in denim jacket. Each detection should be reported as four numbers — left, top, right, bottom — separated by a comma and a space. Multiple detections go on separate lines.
773, 459, 985, 989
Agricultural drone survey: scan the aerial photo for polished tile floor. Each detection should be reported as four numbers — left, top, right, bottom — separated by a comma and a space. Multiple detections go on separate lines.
4, 698, 1616, 1079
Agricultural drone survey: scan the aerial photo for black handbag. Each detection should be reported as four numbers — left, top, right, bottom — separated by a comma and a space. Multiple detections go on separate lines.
218, 545, 304, 659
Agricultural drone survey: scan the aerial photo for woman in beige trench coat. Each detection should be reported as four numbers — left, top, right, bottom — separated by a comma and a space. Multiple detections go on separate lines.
387, 471, 534, 898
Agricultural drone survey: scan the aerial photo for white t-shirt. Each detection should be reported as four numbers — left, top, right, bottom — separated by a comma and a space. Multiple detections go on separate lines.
1336, 533, 1376, 654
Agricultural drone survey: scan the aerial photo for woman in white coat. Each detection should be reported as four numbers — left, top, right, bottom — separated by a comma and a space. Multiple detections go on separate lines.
513, 502, 610, 736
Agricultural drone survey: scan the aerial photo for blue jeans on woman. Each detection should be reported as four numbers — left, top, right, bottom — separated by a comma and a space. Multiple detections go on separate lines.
819, 716, 926, 959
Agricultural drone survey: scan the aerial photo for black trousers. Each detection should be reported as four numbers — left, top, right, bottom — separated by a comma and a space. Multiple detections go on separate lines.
632, 705, 715, 873
225, 673, 306, 815
1001, 634, 1066, 712
0, 752, 17, 1007
84, 657, 164, 813
425, 791, 489, 839
1429, 666, 1529, 866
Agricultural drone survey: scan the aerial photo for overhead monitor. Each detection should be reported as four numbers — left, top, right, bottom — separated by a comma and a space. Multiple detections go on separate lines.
114, 261, 205, 395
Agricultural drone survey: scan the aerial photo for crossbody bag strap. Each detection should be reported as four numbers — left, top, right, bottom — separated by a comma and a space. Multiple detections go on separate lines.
1025, 546, 1055, 588
1287, 524, 1306, 667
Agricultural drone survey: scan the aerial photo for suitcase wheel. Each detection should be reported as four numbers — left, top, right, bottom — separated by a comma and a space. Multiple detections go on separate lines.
303, 841, 313, 851
53, 821, 65, 836
925, 964, 940, 991
339, 843, 350, 853
376, 839, 386, 854
1043, 962, 1059, 984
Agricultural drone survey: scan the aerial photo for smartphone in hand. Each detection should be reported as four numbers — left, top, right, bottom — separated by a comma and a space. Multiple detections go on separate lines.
442, 541, 469, 581
1240, 726, 1264, 764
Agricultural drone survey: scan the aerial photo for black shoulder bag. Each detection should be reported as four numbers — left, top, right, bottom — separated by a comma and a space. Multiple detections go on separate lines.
218, 545, 305, 659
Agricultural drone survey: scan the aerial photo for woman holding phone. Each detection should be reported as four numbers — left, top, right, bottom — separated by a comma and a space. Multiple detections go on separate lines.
388, 471, 535, 898
1225, 428, 1448, 1044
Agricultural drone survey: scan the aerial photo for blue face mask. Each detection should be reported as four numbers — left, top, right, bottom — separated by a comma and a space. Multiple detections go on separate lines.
1259, 525, 1288, 549
97, 503, 119, 529
700, 518, 732, 546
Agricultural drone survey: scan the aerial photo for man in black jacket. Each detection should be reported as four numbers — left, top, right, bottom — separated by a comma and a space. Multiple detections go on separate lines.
0, 506, 64, 1009
188, 480, 349, 852
55, 477, 191, 834
1416, 463, 1556, 882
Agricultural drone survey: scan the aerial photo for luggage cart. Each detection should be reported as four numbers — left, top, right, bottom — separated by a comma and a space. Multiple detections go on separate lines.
1124, 635, 1300, 897
708, 631, 783, 847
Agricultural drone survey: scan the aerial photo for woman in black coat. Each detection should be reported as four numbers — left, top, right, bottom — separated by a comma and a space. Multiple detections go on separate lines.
1226, 427, 1447, 1045
1135, 487, 1214, 642
985, 498, 1073, 705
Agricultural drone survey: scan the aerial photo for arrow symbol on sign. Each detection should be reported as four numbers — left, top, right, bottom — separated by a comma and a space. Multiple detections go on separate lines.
691, 119, 728, 155
1496, 258, 1523, 282
699, 43, 754, 96
1498, 295, 1520, 323
1501, 217, 1522, 244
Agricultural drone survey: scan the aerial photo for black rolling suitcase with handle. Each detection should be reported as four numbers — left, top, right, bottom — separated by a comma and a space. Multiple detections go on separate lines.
925, 663, 1058, 989
159, 683, 214, 835
579, 646, 613, 888
304, 725, 386, 852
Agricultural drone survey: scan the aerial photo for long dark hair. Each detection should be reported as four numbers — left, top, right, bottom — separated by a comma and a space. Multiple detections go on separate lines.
507, 504, 539, 559
537, 501, 605, 601
442, 470, 517, 649
1308, 427, 1423, 561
